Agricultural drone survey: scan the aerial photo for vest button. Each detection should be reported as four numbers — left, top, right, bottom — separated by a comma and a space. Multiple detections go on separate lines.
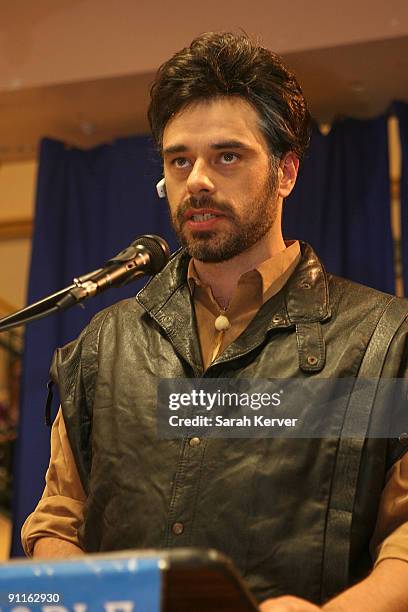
272, 315, 283, 324
172, 522, 184, 535
189, 437, 201, 447
307, 355, 318, 366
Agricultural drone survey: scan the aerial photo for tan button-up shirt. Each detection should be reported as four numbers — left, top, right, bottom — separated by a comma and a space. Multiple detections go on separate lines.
21, 241, 408, 568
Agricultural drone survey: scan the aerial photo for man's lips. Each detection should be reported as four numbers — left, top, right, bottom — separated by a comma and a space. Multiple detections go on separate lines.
183, 207, 226, 220
183, 207, 227, 231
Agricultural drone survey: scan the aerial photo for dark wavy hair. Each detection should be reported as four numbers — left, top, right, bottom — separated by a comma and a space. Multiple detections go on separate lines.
148, 32, 311, 161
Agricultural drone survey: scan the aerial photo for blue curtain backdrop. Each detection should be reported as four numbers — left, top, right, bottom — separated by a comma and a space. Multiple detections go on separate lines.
11, 136, 178, 555
395, 102, 408, 294
12, 115, 394, 555
283, 117, 394, 294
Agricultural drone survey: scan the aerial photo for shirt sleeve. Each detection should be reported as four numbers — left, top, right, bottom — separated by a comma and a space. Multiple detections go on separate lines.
21, 408, 86, 557
370, 451, 408, 565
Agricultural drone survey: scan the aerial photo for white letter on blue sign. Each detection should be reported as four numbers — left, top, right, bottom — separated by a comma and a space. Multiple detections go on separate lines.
104, 602, 134, 612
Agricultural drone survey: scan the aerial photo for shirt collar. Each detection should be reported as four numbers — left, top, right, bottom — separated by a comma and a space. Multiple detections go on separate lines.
187, 240, 301, 303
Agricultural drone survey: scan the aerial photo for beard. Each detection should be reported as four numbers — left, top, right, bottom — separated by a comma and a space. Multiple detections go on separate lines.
169, 169, 279, 263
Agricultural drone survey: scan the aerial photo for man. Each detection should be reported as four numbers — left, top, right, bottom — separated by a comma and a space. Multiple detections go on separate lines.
22, 33, 408, 610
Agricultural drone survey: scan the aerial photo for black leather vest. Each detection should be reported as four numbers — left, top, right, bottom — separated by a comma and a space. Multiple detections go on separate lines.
51, 243, 408, 604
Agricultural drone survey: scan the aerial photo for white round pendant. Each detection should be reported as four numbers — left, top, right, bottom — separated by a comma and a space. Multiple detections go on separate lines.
214, 314, 231, 331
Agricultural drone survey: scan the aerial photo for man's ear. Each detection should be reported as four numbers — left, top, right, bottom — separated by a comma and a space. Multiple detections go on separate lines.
277, 153, 299, 198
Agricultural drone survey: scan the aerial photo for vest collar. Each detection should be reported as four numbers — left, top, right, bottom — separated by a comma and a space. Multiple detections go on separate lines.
282, 241, 331, 325
137, 241, 331, 327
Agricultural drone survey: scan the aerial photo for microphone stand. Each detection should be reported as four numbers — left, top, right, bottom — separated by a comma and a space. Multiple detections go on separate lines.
0, 268, 103, 333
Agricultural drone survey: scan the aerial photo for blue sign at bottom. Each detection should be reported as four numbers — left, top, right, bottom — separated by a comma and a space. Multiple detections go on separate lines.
0, 554, 161, 611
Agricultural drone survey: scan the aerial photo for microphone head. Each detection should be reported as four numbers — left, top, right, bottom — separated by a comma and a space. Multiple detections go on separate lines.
131, 234, 170, 274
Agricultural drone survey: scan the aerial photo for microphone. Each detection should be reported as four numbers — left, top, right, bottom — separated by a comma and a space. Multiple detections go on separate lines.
56, 235, 170, 309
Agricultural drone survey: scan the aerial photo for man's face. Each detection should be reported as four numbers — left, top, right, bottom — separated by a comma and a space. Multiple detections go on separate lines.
162, 97, 280, 262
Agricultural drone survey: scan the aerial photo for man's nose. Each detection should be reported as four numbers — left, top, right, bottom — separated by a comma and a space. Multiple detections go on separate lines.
186, 160, 215, 196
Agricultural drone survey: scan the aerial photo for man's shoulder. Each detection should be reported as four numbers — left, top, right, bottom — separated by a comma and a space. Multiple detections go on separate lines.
57, 297, 143, 353
52, 297, 147, 382
327, 273, 408, 323
85, 296, 147, 335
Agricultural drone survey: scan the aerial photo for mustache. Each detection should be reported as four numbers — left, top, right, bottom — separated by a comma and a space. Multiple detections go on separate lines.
177, 196, 235, 221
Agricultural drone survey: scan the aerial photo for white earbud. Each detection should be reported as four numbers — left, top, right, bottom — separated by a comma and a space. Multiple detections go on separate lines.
156, 178, 166, 199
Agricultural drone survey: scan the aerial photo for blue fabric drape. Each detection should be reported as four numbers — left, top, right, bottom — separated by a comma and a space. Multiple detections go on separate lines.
395, 102, 408, 294
11, 137, 178, 555
283, 118, 394, 293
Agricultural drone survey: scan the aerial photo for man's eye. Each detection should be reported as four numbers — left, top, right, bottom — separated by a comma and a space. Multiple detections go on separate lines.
220, 152, 238, 164
172, 157, 190, 168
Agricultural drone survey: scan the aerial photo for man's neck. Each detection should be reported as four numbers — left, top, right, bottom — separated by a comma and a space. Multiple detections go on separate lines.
192, 230, 286, 310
